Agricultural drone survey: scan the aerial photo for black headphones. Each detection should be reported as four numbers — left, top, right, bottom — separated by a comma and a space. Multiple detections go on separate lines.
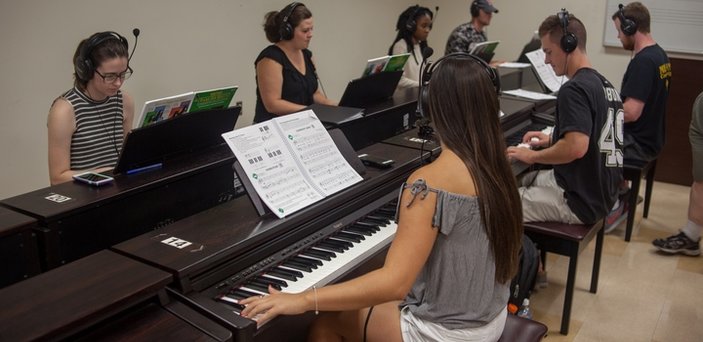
558, 9, 578, 53
617, 3, 637, 36
75, 31, 129, 83
417, 52, 500, 139
470, 1, 480, 17
279, 2, 303, 41
405, 5, 421, 32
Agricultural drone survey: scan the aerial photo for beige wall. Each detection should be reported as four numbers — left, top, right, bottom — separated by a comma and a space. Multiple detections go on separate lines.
0, 0, 699, 199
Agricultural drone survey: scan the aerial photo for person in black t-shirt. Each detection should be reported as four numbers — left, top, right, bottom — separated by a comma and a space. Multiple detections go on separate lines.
507, 11, 623, 225
611, 2, 671, 167
254, 3, 336, 123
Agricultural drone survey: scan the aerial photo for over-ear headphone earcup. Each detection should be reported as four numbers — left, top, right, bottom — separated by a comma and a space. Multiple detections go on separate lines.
280, 23, 294, 40
405, 18, 416, 32
279, 2, 301, 41
560, 33, 577, 53
558, 9, 578, 53
617, 6, 637, 36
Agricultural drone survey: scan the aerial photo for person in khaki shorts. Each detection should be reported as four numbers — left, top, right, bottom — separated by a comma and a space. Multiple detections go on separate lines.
652, 91, 703, 256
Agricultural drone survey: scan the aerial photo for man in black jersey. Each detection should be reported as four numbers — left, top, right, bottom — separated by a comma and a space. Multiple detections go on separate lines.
611, 2, 671, 168
507, 11, 623, 225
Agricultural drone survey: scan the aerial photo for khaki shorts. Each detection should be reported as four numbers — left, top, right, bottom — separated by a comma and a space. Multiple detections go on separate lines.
691, 92, 703, 182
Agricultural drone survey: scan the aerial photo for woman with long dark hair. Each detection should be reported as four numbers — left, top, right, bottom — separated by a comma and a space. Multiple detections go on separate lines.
241, 55, 523, 342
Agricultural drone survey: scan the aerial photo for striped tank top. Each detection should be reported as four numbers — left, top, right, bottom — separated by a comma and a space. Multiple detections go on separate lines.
62, 87, 124, 170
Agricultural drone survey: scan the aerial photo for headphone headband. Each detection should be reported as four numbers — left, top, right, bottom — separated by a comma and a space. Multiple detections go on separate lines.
419, 52, 500, 117
75, 31, 129, 83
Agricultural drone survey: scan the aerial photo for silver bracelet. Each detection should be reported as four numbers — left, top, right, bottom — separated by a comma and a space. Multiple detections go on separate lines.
312, 285, 319, 315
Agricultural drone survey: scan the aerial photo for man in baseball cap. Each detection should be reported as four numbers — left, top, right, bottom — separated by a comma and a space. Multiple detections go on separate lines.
445, 0, 499, 55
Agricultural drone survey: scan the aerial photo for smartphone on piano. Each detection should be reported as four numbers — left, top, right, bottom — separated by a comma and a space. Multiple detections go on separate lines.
72, 171, 114, 186
358, 154, 394, 169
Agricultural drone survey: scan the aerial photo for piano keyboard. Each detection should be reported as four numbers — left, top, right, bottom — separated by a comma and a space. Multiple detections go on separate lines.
215, 198, 398, 312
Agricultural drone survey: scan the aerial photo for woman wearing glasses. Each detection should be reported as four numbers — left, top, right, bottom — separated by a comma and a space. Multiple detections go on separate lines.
47, 31, 134, 185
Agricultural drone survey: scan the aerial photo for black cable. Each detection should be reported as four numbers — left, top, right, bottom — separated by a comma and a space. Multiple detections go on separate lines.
363, 306, 375, 342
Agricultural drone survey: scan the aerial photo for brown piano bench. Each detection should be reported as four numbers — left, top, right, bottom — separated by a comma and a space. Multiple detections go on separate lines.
498, 314, 548, 342
523, 220, 605, 335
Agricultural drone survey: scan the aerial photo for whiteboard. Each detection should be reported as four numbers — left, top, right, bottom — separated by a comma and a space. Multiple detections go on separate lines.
603, 0, 703, 55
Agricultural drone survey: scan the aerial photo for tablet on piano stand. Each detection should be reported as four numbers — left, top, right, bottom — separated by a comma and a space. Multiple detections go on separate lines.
234, 128, 366, 217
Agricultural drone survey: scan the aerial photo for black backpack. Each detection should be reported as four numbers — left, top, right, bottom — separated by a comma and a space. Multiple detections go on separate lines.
508, 234, 540, 308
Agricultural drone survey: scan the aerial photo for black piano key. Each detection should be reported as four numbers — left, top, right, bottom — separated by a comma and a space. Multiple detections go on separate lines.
353, 222, 381, 232
290, 256, 320, 269
375, 208, 396, 217
343, 226, 374, 236
282, 260, 314, 273
216, 296, 246, 312
230, 288, 259, 299
323, 238, 353, 250
364, 215, 391, 225
244, 282, 271, 293
317, 241, 347, 253
302, 248, 335, 261
293, 255, 323, 267
249, 279, 281, 292
268, 268, 302, 281
333, 231, 364, 243
259, 275, 288, 288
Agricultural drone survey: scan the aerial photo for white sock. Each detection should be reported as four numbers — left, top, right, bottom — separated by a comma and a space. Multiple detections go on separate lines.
682, 220, 702, 241
611, 199, 620, 211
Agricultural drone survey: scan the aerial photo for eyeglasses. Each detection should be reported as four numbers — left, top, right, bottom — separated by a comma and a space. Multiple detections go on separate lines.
95, 66, 133, 83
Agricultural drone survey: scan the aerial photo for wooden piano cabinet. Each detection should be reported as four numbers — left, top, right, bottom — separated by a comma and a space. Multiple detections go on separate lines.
2, 149, 239, 271
0, 206, 40, 288
0, 249, 233, 341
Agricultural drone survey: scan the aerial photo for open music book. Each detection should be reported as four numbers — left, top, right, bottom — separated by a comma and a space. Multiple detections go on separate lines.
524, 49, 567, 93
221, 110, 363, 218
362, 53, 411, 77
138, 86, 238, 127
470, 40, 499, 56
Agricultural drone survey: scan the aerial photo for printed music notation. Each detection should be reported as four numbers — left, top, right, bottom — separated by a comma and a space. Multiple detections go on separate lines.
221, 110, 362, 218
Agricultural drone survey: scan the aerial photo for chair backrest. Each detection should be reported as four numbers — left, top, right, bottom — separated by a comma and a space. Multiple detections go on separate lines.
497, 314, 548, 342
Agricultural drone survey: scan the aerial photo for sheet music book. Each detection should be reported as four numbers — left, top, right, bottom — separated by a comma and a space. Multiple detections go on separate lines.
138, 92, 195, 128
503, 89, 557, 100
469, 40, 500, 56
221, 110, 363, 218
362, 53, 411, 77
138, 86, 238, 127
524, 49, 567, 93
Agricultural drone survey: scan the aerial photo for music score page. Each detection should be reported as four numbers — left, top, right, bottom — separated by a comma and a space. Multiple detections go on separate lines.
222, 110, 362, 218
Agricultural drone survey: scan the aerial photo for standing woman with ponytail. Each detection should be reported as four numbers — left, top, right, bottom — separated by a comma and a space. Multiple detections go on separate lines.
254, 2, 335, 123
389, 5, 434, 89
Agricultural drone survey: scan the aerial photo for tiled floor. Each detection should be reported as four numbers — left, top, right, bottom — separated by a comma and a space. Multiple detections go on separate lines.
530, 181, 703, 342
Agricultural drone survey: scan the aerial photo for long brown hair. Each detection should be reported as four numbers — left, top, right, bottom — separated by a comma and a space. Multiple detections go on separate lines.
426, 57, 523, 283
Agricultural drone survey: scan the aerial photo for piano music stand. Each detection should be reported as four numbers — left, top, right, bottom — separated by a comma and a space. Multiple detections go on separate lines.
233, 128, 366, 217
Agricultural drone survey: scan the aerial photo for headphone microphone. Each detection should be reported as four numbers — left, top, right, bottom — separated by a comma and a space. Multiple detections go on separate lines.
128, 28, 140, 63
